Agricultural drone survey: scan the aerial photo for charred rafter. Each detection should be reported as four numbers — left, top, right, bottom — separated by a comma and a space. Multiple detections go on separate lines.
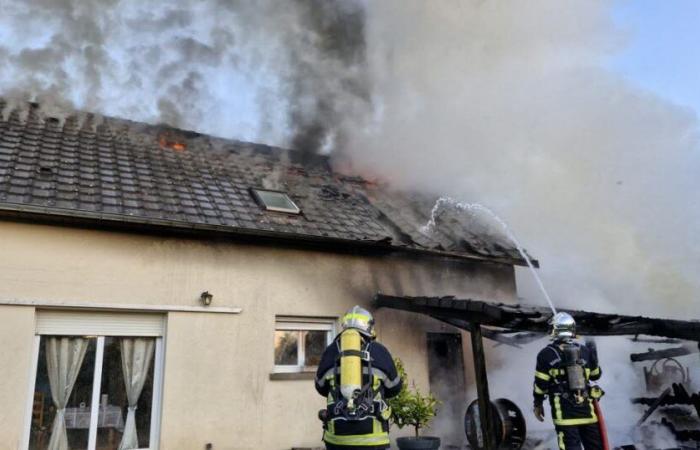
374, 294, 700, 341
630, 344, 700, 362
630, 336, 683, 344
633, 384, 700, 418
661, 418, 700, 442
435, 316, 543, 348
636, 387, 672, 426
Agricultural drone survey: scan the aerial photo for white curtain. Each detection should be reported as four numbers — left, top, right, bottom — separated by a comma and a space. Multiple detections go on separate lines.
46, 336, 90, 450
118, 338, 155, 450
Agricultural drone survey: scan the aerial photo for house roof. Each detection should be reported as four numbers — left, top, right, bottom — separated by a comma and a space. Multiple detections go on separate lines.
0, 99, 533, 266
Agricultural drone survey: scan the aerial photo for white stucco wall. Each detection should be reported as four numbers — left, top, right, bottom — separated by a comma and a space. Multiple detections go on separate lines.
0, 306, 36, 450
0, 220, 517, 449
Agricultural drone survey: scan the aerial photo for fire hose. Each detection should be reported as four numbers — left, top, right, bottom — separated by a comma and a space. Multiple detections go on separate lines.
586, 340, 610, 450
593, 397, 610, 450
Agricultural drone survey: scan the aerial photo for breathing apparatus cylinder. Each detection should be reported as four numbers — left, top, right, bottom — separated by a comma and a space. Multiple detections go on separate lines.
585, 339, 599, 368
340, 329, 363, 406
562, 343, 587, 393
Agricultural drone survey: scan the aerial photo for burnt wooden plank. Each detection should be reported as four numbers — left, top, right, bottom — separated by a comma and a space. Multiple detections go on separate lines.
630, 344, 699, 362
636, 387, 672, 426
374, 294, 700, 341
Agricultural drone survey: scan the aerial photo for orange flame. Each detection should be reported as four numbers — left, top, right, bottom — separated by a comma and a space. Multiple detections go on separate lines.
158, 132, 187, 152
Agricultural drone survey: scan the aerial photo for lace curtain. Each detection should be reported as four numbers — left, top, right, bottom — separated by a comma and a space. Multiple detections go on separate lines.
118, 337, 155, 450
46, 337, 90, 450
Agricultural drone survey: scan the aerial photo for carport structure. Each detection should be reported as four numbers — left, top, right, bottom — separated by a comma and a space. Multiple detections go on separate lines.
375, 294, 700, 450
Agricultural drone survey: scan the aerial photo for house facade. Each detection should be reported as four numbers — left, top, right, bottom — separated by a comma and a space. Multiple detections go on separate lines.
0, 101, 525, 450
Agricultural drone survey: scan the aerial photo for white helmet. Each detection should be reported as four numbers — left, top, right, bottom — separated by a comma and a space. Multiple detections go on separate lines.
340, 305, 375, 338
549, 312, 576, 340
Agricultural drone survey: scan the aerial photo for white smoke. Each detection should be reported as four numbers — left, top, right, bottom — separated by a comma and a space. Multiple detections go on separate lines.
345, 1, 700, 319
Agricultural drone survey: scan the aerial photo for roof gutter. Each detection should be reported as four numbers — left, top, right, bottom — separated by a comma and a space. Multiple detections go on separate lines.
0, 202, 536, 268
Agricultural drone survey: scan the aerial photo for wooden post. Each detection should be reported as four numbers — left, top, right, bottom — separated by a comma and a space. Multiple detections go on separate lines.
471, 324, 496, 450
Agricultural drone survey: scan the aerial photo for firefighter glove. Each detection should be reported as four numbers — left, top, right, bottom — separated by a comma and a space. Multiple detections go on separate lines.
533, 404, 545, 422
590, 385, 605, 400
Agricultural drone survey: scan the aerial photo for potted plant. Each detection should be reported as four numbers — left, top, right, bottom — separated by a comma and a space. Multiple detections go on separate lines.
388, 358, 441, 450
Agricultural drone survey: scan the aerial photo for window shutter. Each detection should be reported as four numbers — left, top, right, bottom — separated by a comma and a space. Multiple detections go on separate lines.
36, 310, 165, 336
275, 316, 336, 331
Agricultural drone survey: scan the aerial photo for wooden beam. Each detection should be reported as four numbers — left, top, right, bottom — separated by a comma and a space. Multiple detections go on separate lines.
636, 387, 672, 426
471, 324, 496, 450
435, 316, 543, 348
630, 344, 700, 362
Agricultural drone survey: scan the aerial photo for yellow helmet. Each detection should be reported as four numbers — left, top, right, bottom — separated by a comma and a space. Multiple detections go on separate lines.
340, 305, 375, 338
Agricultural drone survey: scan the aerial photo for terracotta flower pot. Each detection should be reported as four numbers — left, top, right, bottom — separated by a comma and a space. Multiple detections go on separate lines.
396, 436, 441, 450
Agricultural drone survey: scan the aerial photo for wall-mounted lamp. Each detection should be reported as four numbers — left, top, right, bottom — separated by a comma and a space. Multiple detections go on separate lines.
200, 291, 213, 306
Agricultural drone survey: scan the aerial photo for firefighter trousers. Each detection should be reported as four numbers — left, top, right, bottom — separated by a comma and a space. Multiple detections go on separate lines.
555, 423, 603, 450
325, 445, 389, 450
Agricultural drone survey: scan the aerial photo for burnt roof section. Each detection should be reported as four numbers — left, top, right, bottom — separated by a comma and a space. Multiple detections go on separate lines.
0, 99, 533, 266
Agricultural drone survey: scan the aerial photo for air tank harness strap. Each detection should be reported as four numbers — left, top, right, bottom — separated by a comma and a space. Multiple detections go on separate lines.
339, 349, 371, 360
332, 340, 376, 421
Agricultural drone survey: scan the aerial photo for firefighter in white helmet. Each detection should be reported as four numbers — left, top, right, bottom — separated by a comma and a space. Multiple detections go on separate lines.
314, 306, 402, 450
533, 312, 605, 450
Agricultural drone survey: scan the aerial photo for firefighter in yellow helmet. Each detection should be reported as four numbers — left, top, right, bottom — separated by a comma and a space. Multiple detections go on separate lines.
533, 312, 605, 450
314, 306, 402, 450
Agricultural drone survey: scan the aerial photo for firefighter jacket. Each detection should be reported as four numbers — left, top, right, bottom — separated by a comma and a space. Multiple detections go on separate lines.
533, 341, 602, 427
315, 335, 403, 449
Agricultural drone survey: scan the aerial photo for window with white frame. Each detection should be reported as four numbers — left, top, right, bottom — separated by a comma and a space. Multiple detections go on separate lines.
23, 311, 165, 450
273, 317, 335, 373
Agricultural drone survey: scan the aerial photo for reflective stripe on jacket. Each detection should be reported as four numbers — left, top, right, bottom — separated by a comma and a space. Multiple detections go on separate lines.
315, 336, 402, 448
324, 416, 391, 447
532, 342, 602, 426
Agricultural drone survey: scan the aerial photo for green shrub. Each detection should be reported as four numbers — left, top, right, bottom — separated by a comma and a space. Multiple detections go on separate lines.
387, 358, 440, 437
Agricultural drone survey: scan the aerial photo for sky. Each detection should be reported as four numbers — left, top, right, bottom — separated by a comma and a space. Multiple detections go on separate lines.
610, 0, 700, 116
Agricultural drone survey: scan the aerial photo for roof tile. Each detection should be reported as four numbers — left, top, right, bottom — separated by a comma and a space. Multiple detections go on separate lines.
0, 100, 529, 265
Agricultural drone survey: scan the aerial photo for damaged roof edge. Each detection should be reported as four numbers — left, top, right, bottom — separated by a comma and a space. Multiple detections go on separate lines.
0, 202, 536, 268
0, 100, 537, 267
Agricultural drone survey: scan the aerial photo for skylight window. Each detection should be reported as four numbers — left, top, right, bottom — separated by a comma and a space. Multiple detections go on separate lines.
251, 189, 301, 214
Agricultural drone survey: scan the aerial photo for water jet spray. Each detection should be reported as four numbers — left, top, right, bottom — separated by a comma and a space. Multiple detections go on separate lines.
423, 197, 557, 315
